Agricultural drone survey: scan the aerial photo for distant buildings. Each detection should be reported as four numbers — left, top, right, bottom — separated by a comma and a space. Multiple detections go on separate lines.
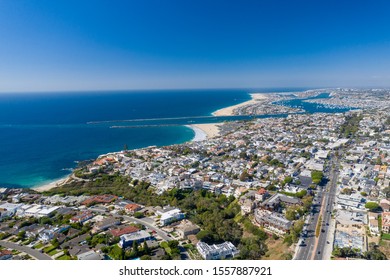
196, 241, 239, 260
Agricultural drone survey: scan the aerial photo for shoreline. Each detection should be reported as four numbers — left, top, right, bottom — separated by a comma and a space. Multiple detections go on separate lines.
187, 123, 221, 141
33, 176, 70, 193
212, 92, 269, 116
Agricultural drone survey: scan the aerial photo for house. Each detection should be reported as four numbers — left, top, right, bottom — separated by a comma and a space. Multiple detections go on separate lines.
119, 230, 152, 248
92, 217, 121, 233
261, 193, 301, 212
109, 226, 140, 237
368, 212, 380, 235
298, 169, 313, 187
240, 199, 256, 215
254, 208, 292, 235
68, 244, 91, 257
159, 208, 185, 226
382, 212, 390, 234
175, 220, 200, 239
0, 208, 12, 221
77, 250, 102, 260
38, 227, 61, 242
380, 199, 390, 212
23, 224, 45, 239
255, 188, 268, 202
0, 250, 12, 260
124, 203, 142, 214
23, 205, 59, 217
196, 241, 239, 260
70, 211, 94, 224
0, 203, 22, 218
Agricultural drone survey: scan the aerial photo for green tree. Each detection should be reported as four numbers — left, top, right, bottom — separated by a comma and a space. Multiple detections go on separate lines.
285, 208, 297, 221
365, 202, 381, 212
51, 238, 60, 248
17, 231, 26, 239
364, 245, 387, 260
283, 176, 293, 185
134, 212, 144, 219
237, 236, 267, 260
311, 171, 323, 184
132, 241, 139, 257
142, 240, 150, 255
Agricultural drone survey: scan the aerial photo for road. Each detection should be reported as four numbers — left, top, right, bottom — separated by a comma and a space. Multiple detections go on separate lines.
313, 153, 340, 260
0, 240, 52, 260
294, 191, 322, 260
295, 151, 340, 260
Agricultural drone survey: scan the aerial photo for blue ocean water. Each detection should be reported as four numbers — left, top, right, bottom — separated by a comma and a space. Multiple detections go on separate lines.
0, 89, 253, 188
0, 88, 345, 189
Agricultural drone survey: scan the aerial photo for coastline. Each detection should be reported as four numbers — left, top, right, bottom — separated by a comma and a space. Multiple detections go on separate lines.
30, 92, 261, 191
212, 93, 269, 116
187, 123, 221, 141
33, 176, 70, 193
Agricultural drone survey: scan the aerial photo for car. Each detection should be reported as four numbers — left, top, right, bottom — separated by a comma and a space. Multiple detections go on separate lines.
299, 240, 306, 246
318, 251, 321, 254
321, 229, 325, 233
326, 222, 329, 226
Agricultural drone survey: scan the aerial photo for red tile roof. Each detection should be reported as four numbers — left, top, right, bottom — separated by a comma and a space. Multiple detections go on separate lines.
109, 226, 140, 237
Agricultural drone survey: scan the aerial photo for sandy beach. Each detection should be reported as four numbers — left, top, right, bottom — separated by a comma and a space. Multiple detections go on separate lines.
188, 123, 221, 140
212, 93, 269, 116
33, 177, 70, 192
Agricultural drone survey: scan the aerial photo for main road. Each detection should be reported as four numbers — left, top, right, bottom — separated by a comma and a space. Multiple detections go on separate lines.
295, 150, 340, 260
0, 240, 52, 260
313, 152, 340, 260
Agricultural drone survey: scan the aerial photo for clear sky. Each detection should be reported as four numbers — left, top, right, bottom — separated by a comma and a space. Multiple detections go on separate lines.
1, 0, 390, 92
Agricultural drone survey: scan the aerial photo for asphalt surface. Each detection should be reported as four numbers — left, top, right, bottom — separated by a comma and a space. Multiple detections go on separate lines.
295, 192, 322, 260
295, 151, 340, 260
0, 240, 52, 260
313, 154, 339, 260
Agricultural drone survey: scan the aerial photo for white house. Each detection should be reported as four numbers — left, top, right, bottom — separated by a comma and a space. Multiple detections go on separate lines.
196, 241, 239, 260
159, 208, 185, 226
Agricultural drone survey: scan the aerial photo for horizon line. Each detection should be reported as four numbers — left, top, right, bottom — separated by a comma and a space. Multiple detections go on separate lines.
0, 85, 388, 95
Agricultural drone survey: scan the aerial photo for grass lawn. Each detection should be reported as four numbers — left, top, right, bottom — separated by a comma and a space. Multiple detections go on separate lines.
43, 245, 57, 254
382, 233, 390, 241
262, 238, 294, 260
56, 255, 72, 260
33, 243, 44, 249
48, 249, 60, 256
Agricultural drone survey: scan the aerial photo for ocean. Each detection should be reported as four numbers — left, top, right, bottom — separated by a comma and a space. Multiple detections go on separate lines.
0, 88, 346, 189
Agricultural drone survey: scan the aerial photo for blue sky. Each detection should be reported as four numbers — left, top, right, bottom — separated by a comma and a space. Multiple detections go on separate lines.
1, 0, 390, 92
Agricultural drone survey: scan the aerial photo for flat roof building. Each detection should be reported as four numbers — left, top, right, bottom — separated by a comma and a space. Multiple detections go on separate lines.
196, 241, 239, 260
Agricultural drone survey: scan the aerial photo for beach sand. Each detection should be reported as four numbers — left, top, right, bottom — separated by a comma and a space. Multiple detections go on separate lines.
33, 177, 69, 192
189, 123, 221, 140
212, 93, 269, 116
